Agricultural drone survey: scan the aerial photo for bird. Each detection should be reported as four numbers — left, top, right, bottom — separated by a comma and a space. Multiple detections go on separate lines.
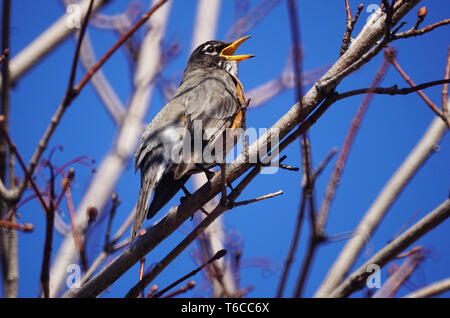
130, 36, 254, 241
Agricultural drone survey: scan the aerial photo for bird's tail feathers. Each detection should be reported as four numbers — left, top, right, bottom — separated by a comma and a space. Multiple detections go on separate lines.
130, 167, 159, 242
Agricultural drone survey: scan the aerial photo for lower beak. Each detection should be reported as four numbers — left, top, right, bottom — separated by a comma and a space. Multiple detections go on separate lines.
220, 35, 255, 62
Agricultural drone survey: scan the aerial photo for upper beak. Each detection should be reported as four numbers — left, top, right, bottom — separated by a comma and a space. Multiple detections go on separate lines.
220, 35, 255, 62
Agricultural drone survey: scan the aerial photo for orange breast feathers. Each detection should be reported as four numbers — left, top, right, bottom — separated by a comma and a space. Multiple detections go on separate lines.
230, 74, 246, 131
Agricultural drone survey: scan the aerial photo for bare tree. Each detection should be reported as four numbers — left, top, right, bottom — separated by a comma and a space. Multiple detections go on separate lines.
0, 0, 449, 299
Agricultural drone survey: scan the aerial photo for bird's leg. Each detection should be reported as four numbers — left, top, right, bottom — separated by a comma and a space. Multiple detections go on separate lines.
195, 164, 215, 181
194, 163, 234, 191
179, 185, 191, 210
241, 98, 250, 163
252, 155, 299, 172
218, 144, 229, 206
219, 163, 231, 207
219, 150, 235, 208
180, 185, 209, 218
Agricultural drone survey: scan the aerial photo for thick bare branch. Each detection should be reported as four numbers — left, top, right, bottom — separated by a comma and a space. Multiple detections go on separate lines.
49, 0, 172, 297
328, 199, 450, 298
315, 100, 449, 297
404, 278, 450, 298
63, 0, 423, 298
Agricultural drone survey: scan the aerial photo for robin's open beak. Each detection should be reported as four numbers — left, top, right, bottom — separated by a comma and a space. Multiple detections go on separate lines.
220, 35, 255, 62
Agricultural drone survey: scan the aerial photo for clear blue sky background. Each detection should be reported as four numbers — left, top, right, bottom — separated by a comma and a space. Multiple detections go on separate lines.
3, 0, 449, 298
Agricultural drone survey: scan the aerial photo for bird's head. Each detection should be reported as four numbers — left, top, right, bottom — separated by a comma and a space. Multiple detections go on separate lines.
186, 36, 254, 77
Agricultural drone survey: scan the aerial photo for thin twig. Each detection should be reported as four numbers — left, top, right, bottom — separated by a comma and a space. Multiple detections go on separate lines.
404, 277, 450, 298
104, 192, 120, 250
233, 190, 283, 207
372, 248, 425, 297
286, 0, 321, 299
344, 0, 351, 22
276, 147, 336, 298
151, 250, 226, 298
339, 3, 364, 57
0, 219, 33, 232
393, 18, 450, 40
163, 281, 196, 298
0, 117, 48, 213
65, 179, 87, 271
286, 0, 303, 108
66, 0, 95, 93
292, 135, 319, 298
316, 50, 391, 233
79, 207, 135, 286
311, 147, 338, 181
40, 161, 56, 298
335, 79, 450, 101
442, 46, 450, 118
389, 55, 450, 128
225, 0, 282, 42
54, 167, 75, 210
74, 0, 169, 93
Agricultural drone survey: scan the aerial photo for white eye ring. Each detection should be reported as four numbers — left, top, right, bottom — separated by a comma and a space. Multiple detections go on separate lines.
204, 45, 216, 55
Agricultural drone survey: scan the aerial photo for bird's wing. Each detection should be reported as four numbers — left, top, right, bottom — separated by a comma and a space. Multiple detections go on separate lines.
134, 99, 185, 172
131, 99, 185, 240
173, 69, 241, 179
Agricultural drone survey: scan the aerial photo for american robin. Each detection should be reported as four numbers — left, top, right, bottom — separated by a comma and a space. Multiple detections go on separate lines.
130, 36, 254, 240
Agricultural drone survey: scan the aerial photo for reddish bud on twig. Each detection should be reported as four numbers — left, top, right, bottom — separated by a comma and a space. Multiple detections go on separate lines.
0, 219, 34, 233
67, 168, 75, 179
384, 47, 397, 62
211, 249, 227, 262
87, 206, 98, 224
417, 7, 427, 20
162, 280, 196, 298
0, 48, 9, 63
23, 223, 35, 232
146, 284, 159, 298
414, 7, 428, 30
61, 168, 75, 190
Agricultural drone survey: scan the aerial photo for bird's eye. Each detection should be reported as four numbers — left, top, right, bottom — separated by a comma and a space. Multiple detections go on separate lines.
206, 46, 215, 54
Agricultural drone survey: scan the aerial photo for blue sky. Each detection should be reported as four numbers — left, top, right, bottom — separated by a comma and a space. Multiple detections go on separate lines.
4, 0, 450, 297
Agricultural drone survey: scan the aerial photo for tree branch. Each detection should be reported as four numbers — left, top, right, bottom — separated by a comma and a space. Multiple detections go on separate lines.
62, 0, 425, 297
328, 199, 450, 298
404, 277, 450, 298
315, 98, 449, 297
335, 79, 450, 101
0, 0, 111, 89
50, 0, 172, 297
